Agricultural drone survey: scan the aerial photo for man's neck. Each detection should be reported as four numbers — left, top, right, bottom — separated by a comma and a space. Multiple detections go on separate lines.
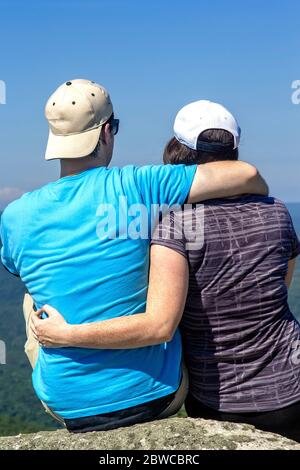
60, 158, 106, 178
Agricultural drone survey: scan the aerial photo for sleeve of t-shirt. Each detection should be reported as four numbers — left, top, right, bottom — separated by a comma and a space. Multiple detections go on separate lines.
0, 212, 18, 276
132, 164, 197, 207
289, 216, 300, 260
151, 210, 188, 260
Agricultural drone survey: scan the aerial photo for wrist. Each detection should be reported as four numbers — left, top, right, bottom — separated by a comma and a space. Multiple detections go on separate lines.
63, 323, 77, 347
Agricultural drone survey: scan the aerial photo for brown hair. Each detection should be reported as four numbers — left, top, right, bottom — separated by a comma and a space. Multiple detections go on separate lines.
163, 129, 239, 165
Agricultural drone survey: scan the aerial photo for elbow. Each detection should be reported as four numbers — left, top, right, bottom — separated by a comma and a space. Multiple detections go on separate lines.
244, 163, 259, 182
244, 163, 269, 196
155, 325, 176, 344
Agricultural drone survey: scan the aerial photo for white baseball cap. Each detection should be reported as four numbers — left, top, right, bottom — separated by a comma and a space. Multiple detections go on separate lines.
44, 79, 113, 160
174, 100, 241, 151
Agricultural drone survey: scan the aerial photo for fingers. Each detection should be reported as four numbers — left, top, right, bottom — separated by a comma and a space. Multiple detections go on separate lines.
41, 304, 59, 317
30, 323, 47, 346
31, 314, 41, 327
32, 308, 43, 318
32, 304, 59, 319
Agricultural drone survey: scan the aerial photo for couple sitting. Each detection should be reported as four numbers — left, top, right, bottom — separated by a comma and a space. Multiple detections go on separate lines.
1, 79, 299, 441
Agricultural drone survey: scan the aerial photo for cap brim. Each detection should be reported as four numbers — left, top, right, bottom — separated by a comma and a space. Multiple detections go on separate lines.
45, 126, 102, 160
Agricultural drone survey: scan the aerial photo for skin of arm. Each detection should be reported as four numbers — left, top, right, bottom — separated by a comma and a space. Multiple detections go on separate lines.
285, 258, 297, 288
187, 161, 268, 203
31, 245, 189, 349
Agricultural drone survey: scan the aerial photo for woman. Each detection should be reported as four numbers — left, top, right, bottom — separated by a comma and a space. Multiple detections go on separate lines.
157, 101, 300, 442
32, 100, 300, 440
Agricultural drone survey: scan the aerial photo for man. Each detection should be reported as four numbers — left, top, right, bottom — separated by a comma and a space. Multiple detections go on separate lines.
34, 100, 300, 442
1, 81, 267, 432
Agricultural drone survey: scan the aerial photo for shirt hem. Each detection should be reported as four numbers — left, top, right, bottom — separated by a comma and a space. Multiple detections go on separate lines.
194, 393, 300, 414
38, 385, 180, 420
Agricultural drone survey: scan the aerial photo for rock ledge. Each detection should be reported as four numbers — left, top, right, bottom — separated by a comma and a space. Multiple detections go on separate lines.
0, 418, 299, 451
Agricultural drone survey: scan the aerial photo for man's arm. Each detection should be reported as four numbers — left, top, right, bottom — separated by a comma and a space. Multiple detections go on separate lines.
0, 210, 19, 276
132, 161, 268, 210
188, 161, 268, 203
32, 245, 189, 349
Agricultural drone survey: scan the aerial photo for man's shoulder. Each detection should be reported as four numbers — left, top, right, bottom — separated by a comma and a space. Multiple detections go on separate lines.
117, 164, 187, 177
1, 186, 49, 224
2, 193, 28, 221
110, 164, 164, 189
1, 197, 25, 237
117, 164, 163, 177
111, 164, 195, 190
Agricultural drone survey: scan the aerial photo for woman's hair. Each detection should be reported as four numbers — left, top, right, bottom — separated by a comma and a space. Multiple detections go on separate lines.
163, 129, 239, 165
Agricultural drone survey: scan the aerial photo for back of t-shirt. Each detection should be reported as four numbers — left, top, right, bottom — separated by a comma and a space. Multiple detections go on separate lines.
0, 164, 196, 419
152, 195, 300, 413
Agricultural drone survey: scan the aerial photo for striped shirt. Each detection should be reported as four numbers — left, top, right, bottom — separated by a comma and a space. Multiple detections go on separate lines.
152, 195, 300, 413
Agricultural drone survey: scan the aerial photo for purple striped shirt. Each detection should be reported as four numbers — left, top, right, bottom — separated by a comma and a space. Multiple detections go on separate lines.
152, 195, 300, 413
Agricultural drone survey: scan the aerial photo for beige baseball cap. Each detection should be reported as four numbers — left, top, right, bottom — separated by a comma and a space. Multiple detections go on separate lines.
45, 79, 113, 160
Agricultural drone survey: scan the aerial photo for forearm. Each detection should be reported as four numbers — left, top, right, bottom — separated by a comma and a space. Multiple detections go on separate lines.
65, 313, 172, 349
188, 161, 268, 203
34, 248, 187, 350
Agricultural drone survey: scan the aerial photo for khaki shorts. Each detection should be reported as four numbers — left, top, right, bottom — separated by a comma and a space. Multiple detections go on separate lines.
23, 293, 65, 425
23, 293, 40, 369
23, 293, 188, 425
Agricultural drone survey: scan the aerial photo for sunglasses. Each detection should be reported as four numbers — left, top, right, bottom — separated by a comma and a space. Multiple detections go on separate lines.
109, 118, 119, 136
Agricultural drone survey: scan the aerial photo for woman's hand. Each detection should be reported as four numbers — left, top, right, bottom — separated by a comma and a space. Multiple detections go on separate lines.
31, 305, 72, 348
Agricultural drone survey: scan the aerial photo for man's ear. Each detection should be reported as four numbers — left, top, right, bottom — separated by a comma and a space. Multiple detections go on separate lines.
100, 123, 111, 145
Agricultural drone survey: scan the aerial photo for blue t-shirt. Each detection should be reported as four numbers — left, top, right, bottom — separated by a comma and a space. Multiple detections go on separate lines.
0, 164, 197, 419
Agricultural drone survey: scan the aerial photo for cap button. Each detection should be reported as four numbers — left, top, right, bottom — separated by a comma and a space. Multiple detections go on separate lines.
66, 81, 72, 86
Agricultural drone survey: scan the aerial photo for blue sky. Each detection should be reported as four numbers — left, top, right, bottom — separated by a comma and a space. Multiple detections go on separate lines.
0, 0, 299, 208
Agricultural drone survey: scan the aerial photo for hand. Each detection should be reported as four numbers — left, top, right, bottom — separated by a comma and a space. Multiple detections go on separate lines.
31, 304, 72, 348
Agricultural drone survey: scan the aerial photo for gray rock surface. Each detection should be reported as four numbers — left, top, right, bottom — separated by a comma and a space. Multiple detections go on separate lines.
0, 417, 299, 450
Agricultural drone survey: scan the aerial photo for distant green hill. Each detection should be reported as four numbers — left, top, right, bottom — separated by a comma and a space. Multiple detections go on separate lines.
0, 265, 60, 435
